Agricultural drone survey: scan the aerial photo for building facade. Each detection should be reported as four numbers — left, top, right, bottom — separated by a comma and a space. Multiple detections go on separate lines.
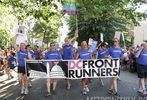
133, 22, 147, 46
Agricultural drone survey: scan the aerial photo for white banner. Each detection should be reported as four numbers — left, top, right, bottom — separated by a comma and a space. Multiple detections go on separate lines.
114, 31, 121, 40
68, 59, 120, 79
26, 59, 120, 79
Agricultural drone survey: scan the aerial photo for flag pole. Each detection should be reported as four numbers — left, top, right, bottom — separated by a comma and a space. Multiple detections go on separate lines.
75, 0, 78, 31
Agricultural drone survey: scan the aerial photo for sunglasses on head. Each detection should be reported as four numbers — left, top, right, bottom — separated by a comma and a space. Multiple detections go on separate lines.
113, 41, 118, 42
50, 44, 55, 46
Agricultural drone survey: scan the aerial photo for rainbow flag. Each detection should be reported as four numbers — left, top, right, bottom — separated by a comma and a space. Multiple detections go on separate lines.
62, 0, 77, 15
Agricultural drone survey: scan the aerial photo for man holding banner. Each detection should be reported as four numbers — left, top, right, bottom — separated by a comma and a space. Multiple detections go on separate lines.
94, 42, 109, 86
44, 42, 62, 96
108, 38, 123, 96
75, 41, 92, 95
62, 29, 78, 90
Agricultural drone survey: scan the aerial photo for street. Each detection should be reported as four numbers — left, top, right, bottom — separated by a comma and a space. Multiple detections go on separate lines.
0, 70, 144, 100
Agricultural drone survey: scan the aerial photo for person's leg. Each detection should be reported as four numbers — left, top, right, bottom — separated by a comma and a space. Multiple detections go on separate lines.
52, 79, 58, 94
24, 74, 29, 94
109, 77, 114, 94
28, 78, 32, 88
99, 78, 104, 86
140, 78, 146, 95
20, 74, 25, 94
18, 73, 22, 86
109, 78, 114, 90
67, 79, 71, 90
113, 77, 118, 93
145, 78, 147, 89
10, 69, 14, 78
85, 78, 90, 92
82, 79, 87, 95
139, 79, 141, 90
140, 78, 145, 90
46, 78, 51, 95
6, 68, 11, 79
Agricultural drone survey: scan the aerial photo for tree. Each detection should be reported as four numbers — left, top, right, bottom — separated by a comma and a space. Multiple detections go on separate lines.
0, 0, 62, 46
0, 4, 16, 48
67, 0, 147, 46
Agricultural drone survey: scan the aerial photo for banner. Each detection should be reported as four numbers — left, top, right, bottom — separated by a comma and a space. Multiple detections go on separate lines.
26, 59, 120, 79
15, 33, 26, 45
62, 0, 77, 15
100, 33, 104, 42
88, 38, 97, 52
114, 31, 121, 40
68, 59, 120, 79
26, 60, 66, 78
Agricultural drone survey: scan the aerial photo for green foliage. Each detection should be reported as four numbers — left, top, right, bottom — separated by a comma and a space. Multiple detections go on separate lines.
0, 5, 16, 48
67, 0, 147, 46
0, 0, 62, 45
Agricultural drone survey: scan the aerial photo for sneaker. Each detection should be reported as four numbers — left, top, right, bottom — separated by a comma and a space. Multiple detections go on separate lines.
21, 87, 25, 94
142, 90, 147, 96
138, 89, 143, 93
83, 88, 87, 95
24, 88, 29, 95
113, 92, 120, 97
117, 77, 121, 81
11, 76, 14, 79
108, 89, 114, 95
52, 90, 56, 95
100, 82, 104, 87
45, 92, 51, 97
28, 83, 32, 88
67, 84, 71, 90
85, 87, 89, 92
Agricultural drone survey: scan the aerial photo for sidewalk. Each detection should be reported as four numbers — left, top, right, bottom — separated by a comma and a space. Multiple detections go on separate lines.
0, 70, 18, 85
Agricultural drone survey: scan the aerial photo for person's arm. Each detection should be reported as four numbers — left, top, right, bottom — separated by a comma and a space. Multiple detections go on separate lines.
69, 29, 79, 45
93, 50, 98, 59
44, 52, 48, 59
74, 50, 79, 59
105, 49, 110, 58
58, 51, 62, 60
8, 57, 11, 67
135, 48, 143, 58
28, 52, 32, 59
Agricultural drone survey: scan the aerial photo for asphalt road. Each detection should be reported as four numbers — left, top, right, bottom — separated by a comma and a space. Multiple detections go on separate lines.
0, 70, 146, 100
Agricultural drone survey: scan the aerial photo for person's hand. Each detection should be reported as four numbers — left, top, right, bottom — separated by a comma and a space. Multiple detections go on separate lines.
74, 29, 78, 37
107, 55, 112, 59
141, 46, 144, 50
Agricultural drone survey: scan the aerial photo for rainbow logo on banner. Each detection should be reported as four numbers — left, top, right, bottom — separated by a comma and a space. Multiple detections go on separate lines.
62, 0, 76, 15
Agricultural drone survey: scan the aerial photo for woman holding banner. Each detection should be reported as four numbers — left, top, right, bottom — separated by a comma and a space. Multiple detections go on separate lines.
135, 43, 147, 96
108, 38, 123, 96
26, 45, 34, 88
94, 42, 109, 86
17, 43, 30, 95
44, 42, 62, 96
62, 29, 78, 90
75, 41, 92, 95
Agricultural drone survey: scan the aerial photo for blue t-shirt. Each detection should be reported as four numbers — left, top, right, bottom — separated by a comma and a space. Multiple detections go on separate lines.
17, 50, 28, 67
77, 49, 91, 59
136, 50, 147, 66
108, 46, 123, 58
62, 44, 74, 59
33, 50, 40, 60
45, 50, 62, 60
8, 55, 16, 69
30, 51, 34, 58
95, 48, 109, 59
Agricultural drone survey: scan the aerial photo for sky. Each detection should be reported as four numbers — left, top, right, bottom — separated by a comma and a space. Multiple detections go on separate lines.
136, 4, 147, 13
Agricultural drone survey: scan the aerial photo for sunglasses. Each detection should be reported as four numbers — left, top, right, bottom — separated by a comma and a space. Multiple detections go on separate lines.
113, 41, 118, 42
50, 44, 55, 46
